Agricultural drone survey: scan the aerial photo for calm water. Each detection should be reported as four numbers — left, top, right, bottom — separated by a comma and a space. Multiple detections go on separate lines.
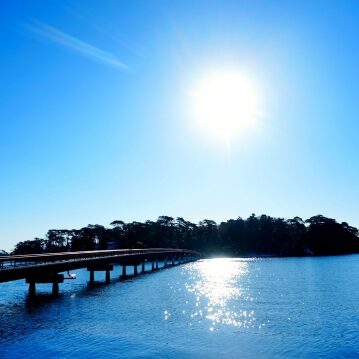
1, 256, 359, 358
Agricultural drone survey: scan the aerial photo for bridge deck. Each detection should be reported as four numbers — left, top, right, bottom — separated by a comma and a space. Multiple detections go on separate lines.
0, 249, 200, 283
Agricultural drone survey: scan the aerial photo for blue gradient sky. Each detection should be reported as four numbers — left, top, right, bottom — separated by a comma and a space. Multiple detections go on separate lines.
1, 0, 359, 251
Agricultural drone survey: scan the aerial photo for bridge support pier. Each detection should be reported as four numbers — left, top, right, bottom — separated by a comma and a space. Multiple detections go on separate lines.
156, 261, 159, 270
134, 264, 138, 276
29, 282, 36, 296
141, 263, 145, 273
52, 281, 59, 295
122, 265, 127, 278
151, 261, 155, 271
26, 273, 64, 296
87, 264, 113, 283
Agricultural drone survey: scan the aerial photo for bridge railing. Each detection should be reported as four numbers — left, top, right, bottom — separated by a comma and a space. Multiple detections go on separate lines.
0, 248, 200, 269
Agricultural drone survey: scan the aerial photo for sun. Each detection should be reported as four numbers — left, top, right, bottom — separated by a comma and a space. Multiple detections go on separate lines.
190, 71, 261, 142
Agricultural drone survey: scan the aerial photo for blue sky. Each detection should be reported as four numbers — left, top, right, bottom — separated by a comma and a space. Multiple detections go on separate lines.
1, 0, 359, 251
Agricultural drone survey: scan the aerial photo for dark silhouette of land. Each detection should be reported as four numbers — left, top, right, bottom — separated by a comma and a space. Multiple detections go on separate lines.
9, 214, 359, 257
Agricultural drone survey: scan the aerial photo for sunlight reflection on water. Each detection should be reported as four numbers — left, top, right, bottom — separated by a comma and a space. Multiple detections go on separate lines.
2, 257, 359, 358
185, 258, 257, 330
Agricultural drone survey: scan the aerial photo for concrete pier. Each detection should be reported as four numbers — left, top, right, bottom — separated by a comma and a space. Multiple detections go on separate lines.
26, 273, 64, 295
89, 270, 95, 282
87, 264, 113, 283
29, 282, 36, 296
52, 281, 59, 295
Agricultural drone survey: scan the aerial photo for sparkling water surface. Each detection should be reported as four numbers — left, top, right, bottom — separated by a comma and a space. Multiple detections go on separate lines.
1, 256, 359, 358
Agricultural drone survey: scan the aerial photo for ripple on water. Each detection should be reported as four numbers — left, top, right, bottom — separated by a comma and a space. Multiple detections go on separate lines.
1, 256, 359, 358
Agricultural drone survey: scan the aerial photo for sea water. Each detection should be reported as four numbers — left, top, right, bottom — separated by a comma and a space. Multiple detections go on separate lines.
1, 256, 359, 358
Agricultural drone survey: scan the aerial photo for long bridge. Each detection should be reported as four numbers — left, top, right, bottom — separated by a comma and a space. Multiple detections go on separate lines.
0, 248, 200, 295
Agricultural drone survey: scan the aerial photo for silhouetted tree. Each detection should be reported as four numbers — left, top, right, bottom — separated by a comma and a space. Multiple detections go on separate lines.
45, 230, 69, 252
12, 238, 46, 254
11, 214, 359, 257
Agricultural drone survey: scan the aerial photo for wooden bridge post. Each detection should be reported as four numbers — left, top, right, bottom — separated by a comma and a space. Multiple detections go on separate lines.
122, 265, 127, 278
134, 264, 138, 276
151, 261, 155, 271
90, 270, 95, 282
156, 260, 159, 270
141, 262, 145, 273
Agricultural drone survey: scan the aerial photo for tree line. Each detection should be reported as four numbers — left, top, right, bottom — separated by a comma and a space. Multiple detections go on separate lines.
9, 214, 359, 257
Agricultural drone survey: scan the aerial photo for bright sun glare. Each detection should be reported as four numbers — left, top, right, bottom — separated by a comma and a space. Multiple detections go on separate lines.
191, 71, 261, 142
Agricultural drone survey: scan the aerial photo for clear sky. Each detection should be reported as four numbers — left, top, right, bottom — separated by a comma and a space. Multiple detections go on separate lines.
1, 0, 359, 251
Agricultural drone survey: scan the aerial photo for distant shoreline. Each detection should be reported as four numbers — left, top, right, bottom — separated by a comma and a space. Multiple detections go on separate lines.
8, 214, 359, 257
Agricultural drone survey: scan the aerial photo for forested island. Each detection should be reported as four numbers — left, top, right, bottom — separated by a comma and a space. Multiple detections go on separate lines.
6, 214, 358, 257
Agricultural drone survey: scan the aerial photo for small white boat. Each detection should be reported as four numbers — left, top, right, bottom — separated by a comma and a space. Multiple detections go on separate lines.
65, 271, 77, 279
